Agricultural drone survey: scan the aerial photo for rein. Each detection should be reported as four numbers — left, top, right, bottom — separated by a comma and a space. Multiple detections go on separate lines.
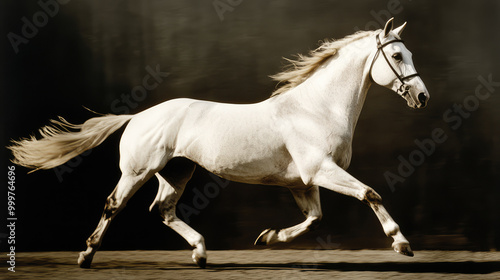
369, 33, 419, 96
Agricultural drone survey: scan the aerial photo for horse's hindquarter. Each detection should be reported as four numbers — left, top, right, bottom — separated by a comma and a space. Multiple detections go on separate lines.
119, 98, 199, 172
174, 100, 301, 185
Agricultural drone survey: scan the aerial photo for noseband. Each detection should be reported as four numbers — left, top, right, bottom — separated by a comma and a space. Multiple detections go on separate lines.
369, 33, 419, 96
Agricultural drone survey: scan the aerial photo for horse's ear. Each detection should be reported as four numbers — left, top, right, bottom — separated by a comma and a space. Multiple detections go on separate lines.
393, 22, 407, 37
383, 18, 394, 38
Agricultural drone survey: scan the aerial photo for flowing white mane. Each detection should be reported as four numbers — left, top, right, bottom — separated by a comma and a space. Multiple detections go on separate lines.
271, 30, 378, 96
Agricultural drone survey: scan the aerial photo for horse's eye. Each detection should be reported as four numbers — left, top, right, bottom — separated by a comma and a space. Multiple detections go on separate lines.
392, 53, 403, 61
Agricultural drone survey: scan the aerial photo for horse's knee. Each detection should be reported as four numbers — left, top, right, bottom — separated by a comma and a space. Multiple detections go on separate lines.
103, 196, 123, 219
362, 187, 382, 205
162, 213, 176, 226
158, 204, 177, 225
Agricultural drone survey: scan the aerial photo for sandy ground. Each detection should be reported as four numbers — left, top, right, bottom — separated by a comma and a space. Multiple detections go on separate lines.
5, 249, 500, 279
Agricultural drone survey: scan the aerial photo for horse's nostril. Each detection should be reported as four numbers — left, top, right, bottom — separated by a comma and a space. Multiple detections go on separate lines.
418, 92, 427, 104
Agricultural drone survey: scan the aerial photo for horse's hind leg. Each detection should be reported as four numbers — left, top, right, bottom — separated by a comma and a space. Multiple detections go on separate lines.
150, 158, 207, 268
78, 171, 154, 268
255, 186, 323, 245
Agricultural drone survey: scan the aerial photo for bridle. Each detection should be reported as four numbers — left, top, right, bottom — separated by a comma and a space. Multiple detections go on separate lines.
369, 32, 420, 96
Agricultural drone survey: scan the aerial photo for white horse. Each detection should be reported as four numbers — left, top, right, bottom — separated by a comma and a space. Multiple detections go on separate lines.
9, 18, 429, 268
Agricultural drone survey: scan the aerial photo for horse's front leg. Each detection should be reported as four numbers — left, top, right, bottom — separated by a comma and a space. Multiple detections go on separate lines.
311, 159, 413, 256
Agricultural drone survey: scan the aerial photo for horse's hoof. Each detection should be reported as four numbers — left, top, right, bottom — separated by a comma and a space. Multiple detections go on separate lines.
254, 228, 271, 245
193, 254, 207, 269
393, 242, 414, 257
78, 252, 92, 268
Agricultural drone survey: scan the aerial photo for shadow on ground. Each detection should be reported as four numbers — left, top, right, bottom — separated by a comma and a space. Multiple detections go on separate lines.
56, 260, 500, 274
207, 261, 500, 274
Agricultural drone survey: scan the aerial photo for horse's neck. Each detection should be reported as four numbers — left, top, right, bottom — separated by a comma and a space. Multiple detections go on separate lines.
286, 42, 373, 133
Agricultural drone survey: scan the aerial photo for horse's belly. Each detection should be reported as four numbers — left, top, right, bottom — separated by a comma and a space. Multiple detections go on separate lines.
179, 134, 302, 186
211, 157, 304, 187
190, 141, 295, 184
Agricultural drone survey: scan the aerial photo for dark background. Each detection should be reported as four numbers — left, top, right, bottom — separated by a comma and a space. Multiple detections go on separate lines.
1, 0, 499, 253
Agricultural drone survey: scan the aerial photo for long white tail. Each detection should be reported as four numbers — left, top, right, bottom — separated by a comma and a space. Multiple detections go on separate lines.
8, 114, 134, 172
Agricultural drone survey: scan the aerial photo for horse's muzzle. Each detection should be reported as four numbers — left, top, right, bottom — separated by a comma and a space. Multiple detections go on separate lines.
418, 92, 428, 108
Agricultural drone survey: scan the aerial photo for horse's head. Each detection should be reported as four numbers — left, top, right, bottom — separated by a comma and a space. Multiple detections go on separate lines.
369, 18, 429, 109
